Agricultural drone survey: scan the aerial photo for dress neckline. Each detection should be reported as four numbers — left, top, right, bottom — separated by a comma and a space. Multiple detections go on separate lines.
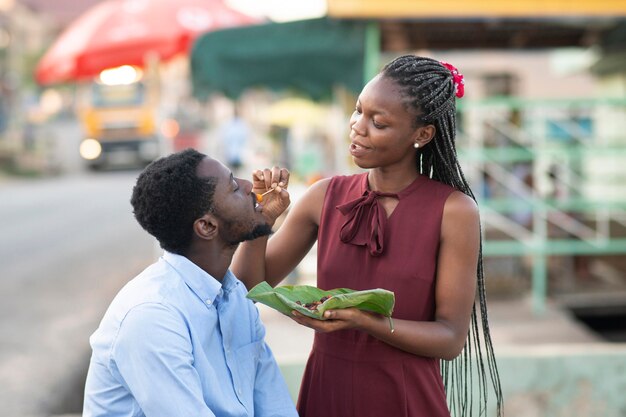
336, 173, 429, 256
360, 173, 428, 200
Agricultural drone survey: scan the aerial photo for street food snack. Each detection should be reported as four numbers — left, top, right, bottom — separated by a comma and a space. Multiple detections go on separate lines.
295, 295, 333, 311
255, 188, 275, 203
246, 282, 395, 320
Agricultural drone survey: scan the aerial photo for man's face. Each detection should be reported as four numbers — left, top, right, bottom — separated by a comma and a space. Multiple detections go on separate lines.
196, 157, 271, 245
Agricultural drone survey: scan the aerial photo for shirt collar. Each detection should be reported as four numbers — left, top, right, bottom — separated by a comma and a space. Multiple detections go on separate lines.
162, 251, 239, 304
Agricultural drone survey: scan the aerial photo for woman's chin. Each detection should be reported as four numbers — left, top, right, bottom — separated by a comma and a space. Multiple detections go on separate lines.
352, 157, 373, 169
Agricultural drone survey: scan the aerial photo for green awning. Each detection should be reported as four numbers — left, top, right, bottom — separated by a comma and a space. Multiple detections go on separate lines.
191, 18, 367, 101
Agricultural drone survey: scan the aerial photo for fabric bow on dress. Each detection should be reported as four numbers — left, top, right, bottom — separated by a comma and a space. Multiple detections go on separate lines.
337, 190, 398, 257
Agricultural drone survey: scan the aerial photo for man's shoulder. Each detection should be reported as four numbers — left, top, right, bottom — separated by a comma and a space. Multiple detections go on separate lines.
89, 261, 186, 349
102, 260, 185, 324
120, 260, 179, 302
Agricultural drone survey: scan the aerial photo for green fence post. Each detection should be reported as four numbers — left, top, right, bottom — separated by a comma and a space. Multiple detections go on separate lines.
532, 203, 548, 315
532, 250, 548, 315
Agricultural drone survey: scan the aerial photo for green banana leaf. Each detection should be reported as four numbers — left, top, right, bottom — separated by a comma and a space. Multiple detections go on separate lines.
246, 281, 395, 320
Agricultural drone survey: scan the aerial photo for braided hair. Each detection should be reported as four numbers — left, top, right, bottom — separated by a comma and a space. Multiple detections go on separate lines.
382, 55, 503, 417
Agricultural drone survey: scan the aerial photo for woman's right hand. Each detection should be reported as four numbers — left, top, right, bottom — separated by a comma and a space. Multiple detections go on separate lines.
290, 308, 376, 333
252, 167, 291, 226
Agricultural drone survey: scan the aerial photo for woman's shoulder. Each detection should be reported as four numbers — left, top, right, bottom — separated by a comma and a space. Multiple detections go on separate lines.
423, 176, 456, 193
306, 176, 332, 196
305, 173, 364, 196
443, 190, 479, 221
328, 172, 366, 190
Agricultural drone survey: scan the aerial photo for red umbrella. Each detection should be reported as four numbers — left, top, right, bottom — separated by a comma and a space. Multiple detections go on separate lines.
35, 0, 260, 85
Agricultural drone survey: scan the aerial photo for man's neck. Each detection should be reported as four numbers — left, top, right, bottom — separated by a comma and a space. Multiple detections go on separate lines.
184, 244, 238, 282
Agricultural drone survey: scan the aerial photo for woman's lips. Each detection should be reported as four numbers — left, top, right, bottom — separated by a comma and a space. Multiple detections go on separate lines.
349, 142, 371, 158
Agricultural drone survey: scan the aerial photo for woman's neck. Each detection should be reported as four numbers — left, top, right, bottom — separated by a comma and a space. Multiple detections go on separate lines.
367, 168, 419, 194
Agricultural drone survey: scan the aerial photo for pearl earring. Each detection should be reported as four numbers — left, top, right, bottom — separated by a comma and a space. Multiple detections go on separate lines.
414, 142, 420, 149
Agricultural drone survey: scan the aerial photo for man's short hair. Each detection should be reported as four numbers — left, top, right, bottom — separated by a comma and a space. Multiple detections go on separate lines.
130, 149, 217, 254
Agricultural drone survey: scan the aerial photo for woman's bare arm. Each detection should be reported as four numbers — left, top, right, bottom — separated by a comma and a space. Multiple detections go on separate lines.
232, 177, 330, 290
291, 190, 479, 360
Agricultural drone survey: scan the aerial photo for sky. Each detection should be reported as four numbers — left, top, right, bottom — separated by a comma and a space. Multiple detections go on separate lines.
224, 0, 327, 22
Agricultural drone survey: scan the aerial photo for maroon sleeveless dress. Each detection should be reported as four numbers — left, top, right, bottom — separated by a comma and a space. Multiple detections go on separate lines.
297, 173, 455, 417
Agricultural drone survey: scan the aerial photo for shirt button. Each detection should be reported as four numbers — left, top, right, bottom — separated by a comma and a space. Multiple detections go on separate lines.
205, 299, 212, 305
238, 389, 242, 396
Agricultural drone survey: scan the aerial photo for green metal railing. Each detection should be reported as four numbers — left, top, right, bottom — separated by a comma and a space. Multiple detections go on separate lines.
457, 97, 626, 314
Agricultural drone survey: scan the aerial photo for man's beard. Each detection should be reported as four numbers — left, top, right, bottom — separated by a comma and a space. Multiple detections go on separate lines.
233, 223, 273, 244
219, 217, 273, 246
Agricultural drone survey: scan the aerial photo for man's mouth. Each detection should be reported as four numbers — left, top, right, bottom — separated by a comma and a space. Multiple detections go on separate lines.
252, 194, 261, 211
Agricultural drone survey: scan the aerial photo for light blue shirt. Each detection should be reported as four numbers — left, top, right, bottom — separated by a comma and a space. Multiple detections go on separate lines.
83, 252, 297, 417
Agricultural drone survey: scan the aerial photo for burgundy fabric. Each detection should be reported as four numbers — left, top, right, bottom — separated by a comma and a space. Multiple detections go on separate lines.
297, 173, 455, 417
337, 188, 399, 256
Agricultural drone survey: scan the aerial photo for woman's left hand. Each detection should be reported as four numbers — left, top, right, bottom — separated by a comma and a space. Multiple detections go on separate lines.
290, 308, 373, 332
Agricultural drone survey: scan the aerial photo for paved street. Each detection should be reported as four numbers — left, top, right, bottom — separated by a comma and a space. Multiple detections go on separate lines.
0, 171, 157, 416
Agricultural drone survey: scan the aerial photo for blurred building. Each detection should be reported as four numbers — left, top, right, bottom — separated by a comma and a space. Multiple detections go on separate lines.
18, 0, 102, 27
0, 0, 57, 167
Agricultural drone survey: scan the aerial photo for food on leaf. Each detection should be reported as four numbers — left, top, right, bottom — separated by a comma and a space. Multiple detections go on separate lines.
246, 282, 395, 320
296, 295, 332, 311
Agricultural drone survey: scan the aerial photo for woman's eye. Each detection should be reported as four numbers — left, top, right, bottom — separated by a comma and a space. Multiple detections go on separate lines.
373, 120, 385, 129
354, 107, 361, 114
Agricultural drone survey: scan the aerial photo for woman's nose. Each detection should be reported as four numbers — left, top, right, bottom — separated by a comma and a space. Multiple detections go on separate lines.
350, 113, 366, 136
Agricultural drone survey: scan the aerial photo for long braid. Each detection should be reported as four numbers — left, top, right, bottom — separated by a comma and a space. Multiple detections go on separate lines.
383, 55, 503, 417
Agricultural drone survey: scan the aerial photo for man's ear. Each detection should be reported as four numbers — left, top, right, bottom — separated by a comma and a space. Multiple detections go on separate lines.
413, 124, 436, 148
193, 213, 218, 241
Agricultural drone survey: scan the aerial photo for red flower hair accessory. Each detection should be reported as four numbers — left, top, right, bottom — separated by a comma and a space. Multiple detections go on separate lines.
440, 61, 465, 98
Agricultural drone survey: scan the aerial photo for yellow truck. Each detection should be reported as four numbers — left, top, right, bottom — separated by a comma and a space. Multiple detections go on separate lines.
77, 66, 163, 169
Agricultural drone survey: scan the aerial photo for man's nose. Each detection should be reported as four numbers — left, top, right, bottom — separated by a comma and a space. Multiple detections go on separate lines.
240, 178, 253, 193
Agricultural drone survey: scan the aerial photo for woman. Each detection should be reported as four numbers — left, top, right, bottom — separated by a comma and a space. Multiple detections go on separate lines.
233, 55, 502, 417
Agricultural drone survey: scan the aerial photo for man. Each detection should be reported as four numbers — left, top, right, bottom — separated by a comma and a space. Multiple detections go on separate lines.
83, 149, 296, 417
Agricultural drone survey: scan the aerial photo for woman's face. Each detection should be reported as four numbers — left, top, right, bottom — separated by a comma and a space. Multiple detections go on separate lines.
349, 75, 421, 170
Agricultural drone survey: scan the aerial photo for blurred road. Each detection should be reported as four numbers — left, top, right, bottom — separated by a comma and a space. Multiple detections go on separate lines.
0, 171, 157, 416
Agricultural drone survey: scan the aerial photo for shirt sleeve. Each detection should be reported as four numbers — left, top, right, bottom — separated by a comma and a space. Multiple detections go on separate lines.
110, 303, 216, 417
250, 309, 299, 417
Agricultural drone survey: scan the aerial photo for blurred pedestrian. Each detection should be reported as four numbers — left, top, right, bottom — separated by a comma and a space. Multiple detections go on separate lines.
233, 56, 502, 416
221, 107, 250, 174
82, 149, 296, 417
